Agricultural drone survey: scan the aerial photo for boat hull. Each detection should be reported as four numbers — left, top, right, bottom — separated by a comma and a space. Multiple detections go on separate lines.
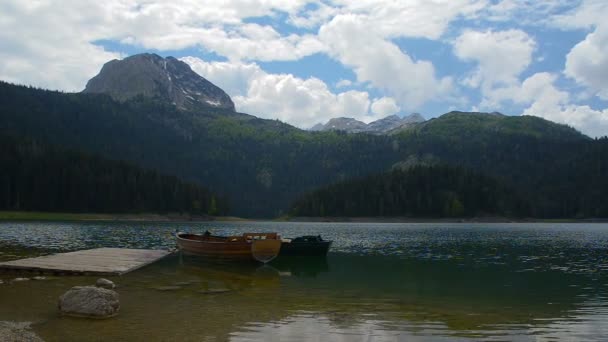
280, 241, 332, 256
175, 233, 281, 263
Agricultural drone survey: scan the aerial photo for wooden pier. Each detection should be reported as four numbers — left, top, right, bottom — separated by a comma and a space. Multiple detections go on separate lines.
0, 248, 172, 275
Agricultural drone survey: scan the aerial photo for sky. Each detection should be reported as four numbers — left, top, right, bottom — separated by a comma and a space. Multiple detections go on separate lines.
1, 1, 607, 137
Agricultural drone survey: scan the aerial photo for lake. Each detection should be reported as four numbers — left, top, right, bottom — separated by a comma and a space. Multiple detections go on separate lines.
1, 221, 608, 341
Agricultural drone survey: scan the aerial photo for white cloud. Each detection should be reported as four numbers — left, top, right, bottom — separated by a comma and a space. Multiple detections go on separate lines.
0, 1, 121, 91
453, 29, 536, 91
330, 0, 486, 40
551, 0, 608, 30
478, 72, 608, 138
335, 79, 353, 88
564, 23, 608, 100
319, 14, 454, 111
0, 0, 324, 92
181, 57, 264, 96
182, 57, 383, 127
525, 102, 608, 139
481, 0, 575, 24
371, 97, 400, 117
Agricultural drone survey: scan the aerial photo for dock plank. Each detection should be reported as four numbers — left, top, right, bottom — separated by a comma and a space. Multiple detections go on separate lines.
0, 248, 172, 275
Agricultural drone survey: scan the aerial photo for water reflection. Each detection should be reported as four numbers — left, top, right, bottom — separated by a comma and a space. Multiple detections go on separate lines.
1, 222, 608, 340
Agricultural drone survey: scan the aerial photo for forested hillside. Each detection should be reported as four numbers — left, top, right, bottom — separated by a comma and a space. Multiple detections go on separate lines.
0, 134, 227, 214
290, 165, 531, 218
1, 81, 606, 218
290, 148, 608, 219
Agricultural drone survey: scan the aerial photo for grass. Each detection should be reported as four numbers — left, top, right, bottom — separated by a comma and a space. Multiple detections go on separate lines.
0, 211, 253, 222
0, 211, 114, 221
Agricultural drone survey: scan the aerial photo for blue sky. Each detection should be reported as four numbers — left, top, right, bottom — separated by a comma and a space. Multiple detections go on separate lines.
1, 0, 607, 136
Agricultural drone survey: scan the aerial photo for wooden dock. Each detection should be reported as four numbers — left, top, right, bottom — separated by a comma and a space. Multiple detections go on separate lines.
0, 248, 172, 275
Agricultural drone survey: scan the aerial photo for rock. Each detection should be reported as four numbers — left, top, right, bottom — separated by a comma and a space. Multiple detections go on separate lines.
96, 278, 115, 289
154, 286, 182, 291
0, 321, 43, 342
199, 288, 231, 295
0, 280, 3, 285
12, 278, 29, 282
32, 276, 47, 281
83, 53, 235, 111
311, 113, 426, 134
58, 286, 120, 318
172, 281, 193, 286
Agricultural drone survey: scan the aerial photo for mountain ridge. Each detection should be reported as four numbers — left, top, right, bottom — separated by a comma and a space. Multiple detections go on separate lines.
83, 53, 235, 111
0, 58, 599, 218
311, 113, 426, 134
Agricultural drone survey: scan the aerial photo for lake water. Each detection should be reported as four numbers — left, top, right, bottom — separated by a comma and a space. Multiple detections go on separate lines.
1, 221, 608, 341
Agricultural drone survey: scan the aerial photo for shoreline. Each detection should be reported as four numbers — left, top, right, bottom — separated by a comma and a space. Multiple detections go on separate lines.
281, 216, 608, 223
0, 211, 250, 223
1, 211, 607, 223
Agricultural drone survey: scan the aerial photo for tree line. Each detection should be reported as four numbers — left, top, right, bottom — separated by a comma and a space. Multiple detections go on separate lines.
0, 134, 228, 215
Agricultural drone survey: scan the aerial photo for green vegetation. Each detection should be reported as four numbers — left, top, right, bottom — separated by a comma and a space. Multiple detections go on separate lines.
0, 134, 228, 215
290, 165, 530, 218
1, 82, 606, 218
0, 211, 114, 221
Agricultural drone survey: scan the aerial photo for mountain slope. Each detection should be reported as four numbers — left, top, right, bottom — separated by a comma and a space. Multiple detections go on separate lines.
0, 134, 227, 214
290, 165, 531, 218
83, 53, 235, 111
399, 111, 585, 141
0, 79, 601, 218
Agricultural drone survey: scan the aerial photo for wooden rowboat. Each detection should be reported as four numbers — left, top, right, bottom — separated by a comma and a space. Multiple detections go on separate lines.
175, 231, 282, 263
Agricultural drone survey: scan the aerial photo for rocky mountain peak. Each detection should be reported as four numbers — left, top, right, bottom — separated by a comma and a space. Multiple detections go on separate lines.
311, 113, 426, 134
82, 53, 235, 111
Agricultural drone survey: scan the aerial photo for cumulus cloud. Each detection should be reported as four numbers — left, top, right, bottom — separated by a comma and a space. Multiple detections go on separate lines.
320, 14, 454, 111
2, 0, 606, 138
478, 72, 608, 138
564, 23, 608, 100
181, 57, 264, 96
0, 0, 323, 91
329, 0, 486, 40
453, 29, 536, 91
371, 97, 400, 117
0, 1, 121, 91
182, 57, 384, 127
0, 0, 487, 112
335, 79, 353, 88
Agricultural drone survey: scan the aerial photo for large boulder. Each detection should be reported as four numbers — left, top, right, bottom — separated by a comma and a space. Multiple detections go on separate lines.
58, 286, 119, 318
0, 321, 43, 342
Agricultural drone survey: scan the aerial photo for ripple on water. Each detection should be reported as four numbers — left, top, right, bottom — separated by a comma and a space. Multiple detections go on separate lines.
2, 222, 608, 340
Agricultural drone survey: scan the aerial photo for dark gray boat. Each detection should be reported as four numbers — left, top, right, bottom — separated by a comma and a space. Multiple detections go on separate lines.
280, 235, 332, 256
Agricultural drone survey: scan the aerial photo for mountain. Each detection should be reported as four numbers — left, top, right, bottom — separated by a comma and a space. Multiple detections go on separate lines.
368, 113, 425, 133
312, 113, 425, 134
398, 111, 586, 141
83, 53, 235, 111
314, 117, 368, 133
1, 71, 604, 218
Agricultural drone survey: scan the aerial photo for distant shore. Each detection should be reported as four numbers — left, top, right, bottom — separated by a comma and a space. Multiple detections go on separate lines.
281, 216, 608, 223
0, 211, 248, 222
0, 211, 606, 223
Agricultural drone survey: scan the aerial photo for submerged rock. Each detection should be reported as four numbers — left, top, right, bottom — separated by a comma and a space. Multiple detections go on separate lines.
172, 281, 193, 286
0, 321, 43, 342
96, 278, 115, 289
32, 276, 47, 281
12, 278, 30, 282
58, 286, 120, 318
154, 286, 182, 291
0, 280, 4, 285
199, 288, 231, 295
